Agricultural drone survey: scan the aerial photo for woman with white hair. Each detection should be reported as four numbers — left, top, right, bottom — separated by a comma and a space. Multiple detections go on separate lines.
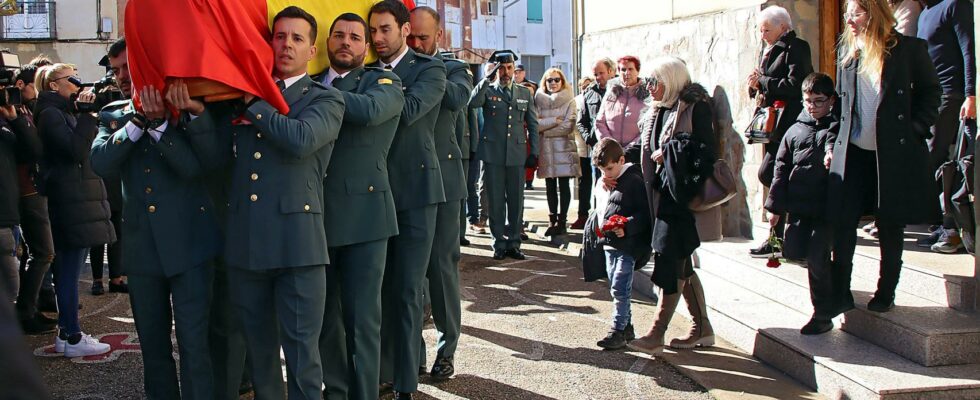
746, 5, 813, 259
627, 57, 718, 355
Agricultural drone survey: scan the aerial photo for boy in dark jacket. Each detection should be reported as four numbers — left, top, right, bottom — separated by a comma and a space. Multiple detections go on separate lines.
591, 138, 651, 350
764, 72, 839, 335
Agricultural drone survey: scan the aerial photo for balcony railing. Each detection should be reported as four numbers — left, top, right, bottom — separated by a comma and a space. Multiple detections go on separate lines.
1, 1, 56, 41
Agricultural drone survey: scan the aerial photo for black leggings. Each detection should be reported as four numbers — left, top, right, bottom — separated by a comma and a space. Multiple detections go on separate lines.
545, 177, 571, 217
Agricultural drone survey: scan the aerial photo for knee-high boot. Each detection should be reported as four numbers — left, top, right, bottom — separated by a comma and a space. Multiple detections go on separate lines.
628, 280, 685, 356
670, 273, 715, 349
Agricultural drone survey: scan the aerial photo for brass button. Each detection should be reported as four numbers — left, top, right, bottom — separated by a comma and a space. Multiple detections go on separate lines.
251, 173, 259, 181
303, 204, 311, 211
256, 114, 263, 120
508, 124, 512, 128
144, 168, 151, 173
368, 185, 375, 192
420, 164, 425, 169
148, 205, 156, 213
257, 133, 263, 138
250, 194, 258, 202
200, 206, 206, 212
145, 187, 152, 194
509, 107, 512, 110
508, 116, 512, 119
448, 154, 453, 159
254, 152, 262, 160
507, 133, 511, 137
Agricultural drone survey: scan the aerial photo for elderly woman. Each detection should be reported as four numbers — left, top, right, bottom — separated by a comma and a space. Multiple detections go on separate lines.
535, 68, 581, 236
747, 5, 813, 258
818, 0, 940, 329
595, 56, 650, 164
627, 57, 717, 355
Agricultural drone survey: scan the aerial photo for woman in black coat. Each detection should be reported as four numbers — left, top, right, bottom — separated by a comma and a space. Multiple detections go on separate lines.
828, 0, 941, 314
747, 5, 814, 257
35, 63, 115, 356
628, 57, 717, 356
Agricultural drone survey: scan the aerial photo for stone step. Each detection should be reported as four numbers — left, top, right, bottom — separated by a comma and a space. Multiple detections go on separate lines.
691, 263, 980, 399
695, 244, 980, 367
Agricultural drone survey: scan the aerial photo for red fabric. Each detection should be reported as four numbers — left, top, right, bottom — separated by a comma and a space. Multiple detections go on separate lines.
124, 0, 289, 114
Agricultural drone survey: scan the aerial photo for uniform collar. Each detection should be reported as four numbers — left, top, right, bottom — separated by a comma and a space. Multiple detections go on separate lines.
276, 73, 307, 90
323, 68, 351, 87
382, 46, 410, 70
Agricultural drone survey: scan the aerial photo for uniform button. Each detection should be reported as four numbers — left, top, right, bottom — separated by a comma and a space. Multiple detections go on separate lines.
254, 152, 262, 160
898, 114, 905, 120
509, 107, 512, 110
148, 205, 156, 213
899, 138, 906, 144
507, 133, 511, 137
256, 114, 263, 120
368, 185, 375, 192
250, 194, 258, 202
304, 204, 311, 212
897, 89, 904, 95
144, 168, 151, 173
508, 124, 512, 128
448, 154, 453, 159
257, 133, 263, 138
508, 116, 512, 119
145, 187, 152, 194
251, 173, 259, 181
420, 164, 425, 169
200, 206, 206, 212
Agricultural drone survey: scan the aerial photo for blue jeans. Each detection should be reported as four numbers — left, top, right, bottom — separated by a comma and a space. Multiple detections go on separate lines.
604, 249, 635, 331
53, 247, 88, 334
465, 157, 481, 223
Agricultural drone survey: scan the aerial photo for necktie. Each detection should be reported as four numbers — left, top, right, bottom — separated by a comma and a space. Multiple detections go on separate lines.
503, 85, 512, 102
329, 75, 340, 88
383, 64, 393, 70
276, 80, 286, 92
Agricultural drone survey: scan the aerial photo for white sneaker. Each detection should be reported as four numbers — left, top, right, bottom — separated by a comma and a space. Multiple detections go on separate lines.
64, 333, 111, 358
54, 335, 66, 353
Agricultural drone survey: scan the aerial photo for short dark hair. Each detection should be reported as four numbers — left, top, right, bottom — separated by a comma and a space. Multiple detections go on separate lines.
802, 72, 836, 97
369, 0, 411, 28
108, 37, 126, 58
15, 64, 38, 85
412, 6, 441, 24
273, 6, 318, 43
592, 138, 625, 167
329, 13, 368, 39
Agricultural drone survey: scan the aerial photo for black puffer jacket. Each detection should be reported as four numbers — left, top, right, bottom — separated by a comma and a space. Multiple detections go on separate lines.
35, 91, 115, 248
0, 115, 41, 227
765, 111, 838, 219
580, 164, 652, 281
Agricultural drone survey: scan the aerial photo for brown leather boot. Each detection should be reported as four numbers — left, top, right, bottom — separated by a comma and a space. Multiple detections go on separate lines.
670, 273, 715, 349
628, 280, 685, 355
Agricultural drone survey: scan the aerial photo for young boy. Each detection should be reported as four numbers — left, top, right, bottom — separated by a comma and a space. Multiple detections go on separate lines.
592, 138, 651, 350
764, 72, 840, 335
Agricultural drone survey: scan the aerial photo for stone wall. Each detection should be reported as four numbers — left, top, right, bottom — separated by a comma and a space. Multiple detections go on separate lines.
580, 0, 820, 225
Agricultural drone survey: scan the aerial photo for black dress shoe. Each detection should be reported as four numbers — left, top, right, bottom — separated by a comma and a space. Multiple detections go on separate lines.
38, 290, 57, 313
108, 281, 129, 293
238, 380, 254, 395
91, 281, 105, 295
460, 237, 471, 246
519, 232, 529, 241
430, 357, 455, 380
505, 249, 526, 260
19, 317, 56, 335
418, 366, 427, 376
492, 250, 506, 260
34, 312, 57, 325
867, 295, 895, 312
800, 318, 833, 335
378, 382, 393, 395
394, 391, 414, 400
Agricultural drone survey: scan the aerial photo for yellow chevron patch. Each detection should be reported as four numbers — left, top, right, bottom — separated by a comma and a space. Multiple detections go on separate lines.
378, 78, 393, 85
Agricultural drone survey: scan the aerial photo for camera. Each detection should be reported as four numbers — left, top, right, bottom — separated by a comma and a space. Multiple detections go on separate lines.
69, 72, 123, 113
0, 52, 22, 106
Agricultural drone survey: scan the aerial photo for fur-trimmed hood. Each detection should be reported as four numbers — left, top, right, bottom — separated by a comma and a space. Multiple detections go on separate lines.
678, 82, 711, 108
534, 86, 574, 110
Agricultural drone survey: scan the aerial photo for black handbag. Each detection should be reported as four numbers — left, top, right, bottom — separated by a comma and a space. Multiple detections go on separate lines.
937, 121, 975, 253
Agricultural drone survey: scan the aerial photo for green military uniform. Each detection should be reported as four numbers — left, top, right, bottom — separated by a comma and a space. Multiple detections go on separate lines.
458, 108, 480, 239
421, 53, 472, 373
315, 66, 404, 400
90, 100, 220, 400
469, 77, 539, 252
189, 75, 344, 400
370, 48, 447, 394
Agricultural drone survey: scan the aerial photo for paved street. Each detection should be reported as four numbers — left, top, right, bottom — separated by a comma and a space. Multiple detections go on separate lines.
22, 187, 820, 400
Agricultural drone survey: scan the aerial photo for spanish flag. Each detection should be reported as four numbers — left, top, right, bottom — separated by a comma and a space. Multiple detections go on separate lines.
125, 0, 415, 114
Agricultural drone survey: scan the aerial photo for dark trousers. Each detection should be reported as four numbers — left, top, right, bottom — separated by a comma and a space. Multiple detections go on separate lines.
129, 265, 214, 400
831, 145, 905, 306
229, 265, 326, 400
484, 164, 525, 251
577, 157, 592, 218
381, 205, 437, 393
787, 216, 836, 320
320, 239, 387, 400
545, 177, 572, 217
90, 211, 123, 280
16, 194, 54, 320
0, 227, 16, 303
423, 201, 462, 363
52, 247, 87, 334
209, 262, 249, 400
930, 94, 977, 228
465, 157, 481, 224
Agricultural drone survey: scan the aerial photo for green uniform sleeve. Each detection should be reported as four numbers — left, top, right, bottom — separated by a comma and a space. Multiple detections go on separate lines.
469, 78, 492, 108
442, 62, 474, 112
245, 88, 345, 159
153, 123, 204, 179
401, 61, 447, 126
341, 71, 404, 127
90, 117, 136, 179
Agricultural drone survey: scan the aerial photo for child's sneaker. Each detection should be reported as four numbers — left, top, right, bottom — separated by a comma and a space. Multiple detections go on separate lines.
597, 329, 628, 350
624, 324, 635, 341
64, 333, 111, 358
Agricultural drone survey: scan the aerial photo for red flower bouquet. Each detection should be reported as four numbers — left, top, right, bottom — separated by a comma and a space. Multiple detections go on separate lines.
765, 227, 783, 268
595, 215, 629, 238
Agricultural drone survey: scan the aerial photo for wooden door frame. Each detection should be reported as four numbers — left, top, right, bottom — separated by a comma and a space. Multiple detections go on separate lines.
819, 0, 842, 79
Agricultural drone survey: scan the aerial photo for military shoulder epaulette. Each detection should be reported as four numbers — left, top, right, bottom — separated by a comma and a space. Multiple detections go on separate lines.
414, 52, 437, 62
100, 99, 130, 112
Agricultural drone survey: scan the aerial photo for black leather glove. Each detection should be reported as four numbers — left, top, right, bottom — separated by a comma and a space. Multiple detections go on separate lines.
525, 154, 538, 168
586, 133, 598, 146
470, 151, 477, 160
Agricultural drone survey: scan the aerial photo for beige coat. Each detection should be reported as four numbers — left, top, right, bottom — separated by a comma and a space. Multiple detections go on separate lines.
535, 87, 581, 179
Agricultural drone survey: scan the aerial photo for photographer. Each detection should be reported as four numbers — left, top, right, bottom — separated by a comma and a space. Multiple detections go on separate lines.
34, 63, 115, 357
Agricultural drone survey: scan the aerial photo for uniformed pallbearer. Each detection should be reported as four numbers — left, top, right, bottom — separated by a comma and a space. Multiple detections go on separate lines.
90, 38, 220, 399
406, 6, 472, 381
185, 7, 345, 400
468, 50, 539, 260
316, 13, 404, 400
367, 1, 447, 398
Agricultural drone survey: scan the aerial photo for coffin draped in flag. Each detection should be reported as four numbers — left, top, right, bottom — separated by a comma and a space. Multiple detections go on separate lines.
125, 0, 416, 114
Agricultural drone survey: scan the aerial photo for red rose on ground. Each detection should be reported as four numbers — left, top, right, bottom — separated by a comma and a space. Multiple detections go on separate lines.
766, 257, 781, 268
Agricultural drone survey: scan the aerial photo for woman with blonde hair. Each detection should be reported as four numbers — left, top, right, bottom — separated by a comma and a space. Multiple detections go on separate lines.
628, 57, 717, 355
818, 0, 940, 331
34, 63, 116, 356
535, 68, 581, 235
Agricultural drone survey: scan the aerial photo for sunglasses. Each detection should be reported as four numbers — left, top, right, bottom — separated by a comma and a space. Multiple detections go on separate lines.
546, 78, 562, 84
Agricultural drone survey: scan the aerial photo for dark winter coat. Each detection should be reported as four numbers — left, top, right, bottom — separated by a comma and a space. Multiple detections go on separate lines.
765, 111, 838, 219
0, 115, 41, 227
576, 81, 606, 146
751, 30, 814, 185
640, 83, 716, 294
35, 91, 116, 249
829, 33, 942, 226
581, 164, 652, 281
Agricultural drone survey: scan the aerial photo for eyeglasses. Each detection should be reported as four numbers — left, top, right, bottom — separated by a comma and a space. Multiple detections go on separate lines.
802, 98, 831, 107
843, 12, 866, 21
52, 75, 80, 84
645, 77, 659, 88
546, 78, 562, 84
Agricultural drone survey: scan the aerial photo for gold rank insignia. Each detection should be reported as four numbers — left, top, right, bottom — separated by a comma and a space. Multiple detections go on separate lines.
110, 120, 119, 130
378, 78, 393, 85
466, 69, 473, 75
